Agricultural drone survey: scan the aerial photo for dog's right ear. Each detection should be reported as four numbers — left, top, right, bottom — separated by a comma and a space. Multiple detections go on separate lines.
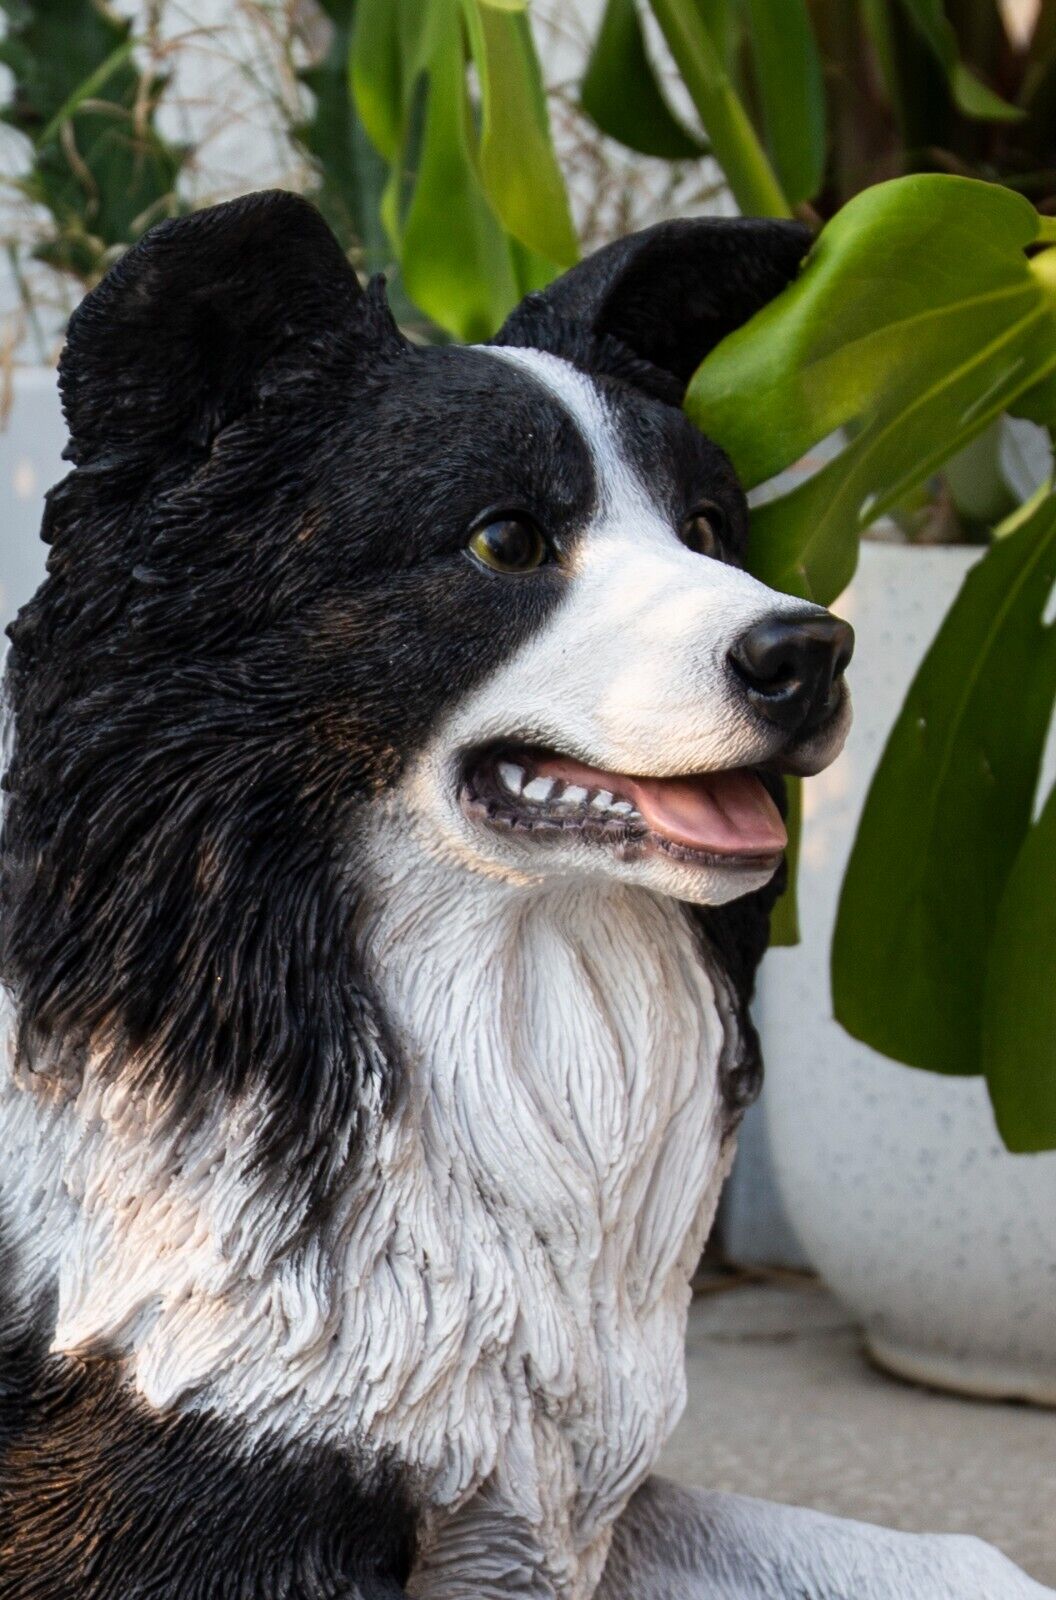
494, 216, 809, 402
59, 190, 402, 466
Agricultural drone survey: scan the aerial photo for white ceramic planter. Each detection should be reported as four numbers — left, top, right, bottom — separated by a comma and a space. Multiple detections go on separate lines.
757, 539, 1056, 1405
1, 367, 64, 630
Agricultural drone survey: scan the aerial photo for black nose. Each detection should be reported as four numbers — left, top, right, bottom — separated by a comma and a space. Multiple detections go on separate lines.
728, 611, 854, 733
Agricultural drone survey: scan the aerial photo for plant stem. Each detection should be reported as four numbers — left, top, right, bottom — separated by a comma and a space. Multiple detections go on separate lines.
647, 0, 792, 217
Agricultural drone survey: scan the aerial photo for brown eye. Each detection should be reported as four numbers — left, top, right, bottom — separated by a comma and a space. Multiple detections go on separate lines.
680, 504, 726, 557
468, 516, 547, 573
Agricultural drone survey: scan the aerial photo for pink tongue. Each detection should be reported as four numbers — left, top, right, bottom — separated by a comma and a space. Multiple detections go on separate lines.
532, 757, 787, 857
627, 770, 786, 855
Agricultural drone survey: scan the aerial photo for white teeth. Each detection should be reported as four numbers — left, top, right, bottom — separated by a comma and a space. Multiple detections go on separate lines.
502, 770, 637, 819
498, 761, 525, 795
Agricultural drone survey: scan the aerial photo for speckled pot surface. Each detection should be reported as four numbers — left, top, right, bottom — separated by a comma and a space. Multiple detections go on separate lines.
758, 540, 1056, 1406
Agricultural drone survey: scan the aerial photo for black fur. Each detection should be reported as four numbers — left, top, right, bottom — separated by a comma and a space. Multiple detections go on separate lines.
0, 1345, 414, 1600
0, 191, 805, 1596
1, 196, 599, 1186
696, 773, 789, 1114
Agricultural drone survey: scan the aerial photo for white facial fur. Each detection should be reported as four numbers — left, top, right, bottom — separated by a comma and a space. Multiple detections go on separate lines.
403, 346, 848, 907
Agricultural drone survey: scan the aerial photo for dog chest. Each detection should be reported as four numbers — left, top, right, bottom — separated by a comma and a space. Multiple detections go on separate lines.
359, 859, 733, 1591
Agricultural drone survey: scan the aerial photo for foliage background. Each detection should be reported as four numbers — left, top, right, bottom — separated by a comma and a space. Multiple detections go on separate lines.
0, 0, 730, 368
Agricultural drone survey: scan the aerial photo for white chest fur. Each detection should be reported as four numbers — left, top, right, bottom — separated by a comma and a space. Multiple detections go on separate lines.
358, 826, 734, 1598
0, 838, 733, 1600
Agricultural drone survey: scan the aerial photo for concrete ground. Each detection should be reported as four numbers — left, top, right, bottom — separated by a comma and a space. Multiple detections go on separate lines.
660, 1275, 1056, 1588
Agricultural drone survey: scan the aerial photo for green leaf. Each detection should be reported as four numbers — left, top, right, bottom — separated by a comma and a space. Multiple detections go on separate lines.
296, 0, 427, 333
398, 0, 519, 339
768, 774, 801, 946
897, 0, 1024, 121
645, 0, 791, 216
983, 783, 1056, 1152
34, 33, 135, 148
694, 0, 742, 80
831, 493, 1056, 1079
351, 0, 572, 337
351, 0, 435, 256
509, 234, 561, 296
462, 0, 578, 267
686, 176, 1056, 605
1014, 249, 1056, 428
581, 0, 706, 160
742, 0, 825, 206
350, 0, 420, 161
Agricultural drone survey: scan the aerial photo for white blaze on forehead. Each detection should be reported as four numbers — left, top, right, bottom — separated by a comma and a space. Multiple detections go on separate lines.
488, 345, 633, 518
466, 347, 807, 779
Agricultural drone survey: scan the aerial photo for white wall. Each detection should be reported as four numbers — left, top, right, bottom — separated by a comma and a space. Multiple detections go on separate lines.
0, 371, 63, 630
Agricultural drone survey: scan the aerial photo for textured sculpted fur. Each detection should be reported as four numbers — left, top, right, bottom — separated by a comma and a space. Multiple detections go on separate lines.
0, 193, 1046, 1600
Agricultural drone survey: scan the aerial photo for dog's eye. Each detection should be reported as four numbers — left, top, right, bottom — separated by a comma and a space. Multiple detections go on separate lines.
680, 505, 726, 557
468, 516, 547, 574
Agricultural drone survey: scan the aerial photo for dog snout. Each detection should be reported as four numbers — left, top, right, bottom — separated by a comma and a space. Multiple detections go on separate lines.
728, 610, 854, 735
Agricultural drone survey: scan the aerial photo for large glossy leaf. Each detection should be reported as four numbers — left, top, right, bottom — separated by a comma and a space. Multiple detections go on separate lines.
983, 783, 1056, 1151
463, 0, 579, 267
686, 176, 1056, 605
832, 493, 1056, 1079
298, 1, 378, 254
1014, 245, 1056, 427
695, 0, 742, 78
898, 0, 1024, 121
581, 0, 706, 160
350, 0, 421, 161
350, 0, 434, 247
646, 0, 791, 216
742, 0, 826, 206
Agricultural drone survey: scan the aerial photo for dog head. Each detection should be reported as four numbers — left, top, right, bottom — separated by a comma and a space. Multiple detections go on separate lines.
1, 192, 849, 1137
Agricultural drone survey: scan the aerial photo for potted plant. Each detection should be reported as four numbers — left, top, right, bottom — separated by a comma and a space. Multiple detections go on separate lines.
756, 486, 1056, 1404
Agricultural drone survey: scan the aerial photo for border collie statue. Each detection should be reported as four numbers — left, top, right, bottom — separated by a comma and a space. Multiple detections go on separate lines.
0, 192, 1048, 1600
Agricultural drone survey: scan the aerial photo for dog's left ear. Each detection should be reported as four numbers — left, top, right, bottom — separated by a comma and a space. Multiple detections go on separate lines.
494, 217, 810, 400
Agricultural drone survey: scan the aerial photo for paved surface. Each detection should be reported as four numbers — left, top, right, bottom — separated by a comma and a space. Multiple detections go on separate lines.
660, 1276, 1056, 1587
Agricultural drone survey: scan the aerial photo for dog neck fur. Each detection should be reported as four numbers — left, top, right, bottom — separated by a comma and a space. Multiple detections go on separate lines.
362, 799, 735, 1597
0, 354, 743, 1600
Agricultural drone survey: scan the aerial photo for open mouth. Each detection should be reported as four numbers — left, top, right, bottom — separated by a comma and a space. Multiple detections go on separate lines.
461, 746, 787, 870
